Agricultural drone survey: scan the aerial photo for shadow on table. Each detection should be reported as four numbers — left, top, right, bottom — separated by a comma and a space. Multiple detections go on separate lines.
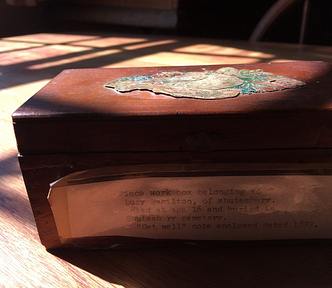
1, 31, 327, 91
52, 242, 332, 288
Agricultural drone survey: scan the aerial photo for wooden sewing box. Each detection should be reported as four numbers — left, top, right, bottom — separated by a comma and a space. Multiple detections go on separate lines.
12, 61, 332, 249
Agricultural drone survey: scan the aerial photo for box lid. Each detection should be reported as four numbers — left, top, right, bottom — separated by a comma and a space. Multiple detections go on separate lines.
12, 61, 332, 154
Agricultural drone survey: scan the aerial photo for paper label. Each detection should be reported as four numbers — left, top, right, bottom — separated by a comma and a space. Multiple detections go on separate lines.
52, 175, 332, 241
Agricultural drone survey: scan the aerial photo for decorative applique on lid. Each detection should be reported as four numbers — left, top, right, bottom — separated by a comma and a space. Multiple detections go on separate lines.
105, 67, 306, 100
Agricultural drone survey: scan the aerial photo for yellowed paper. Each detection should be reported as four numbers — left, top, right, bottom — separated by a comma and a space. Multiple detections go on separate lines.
48, 165, 332, 242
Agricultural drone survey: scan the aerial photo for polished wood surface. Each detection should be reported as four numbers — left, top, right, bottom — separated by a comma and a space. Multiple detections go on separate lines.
2, 32, 332, 287
13, 62, 332, 154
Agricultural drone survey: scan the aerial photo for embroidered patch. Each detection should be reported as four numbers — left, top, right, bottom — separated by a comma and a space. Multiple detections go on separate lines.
105, 67, 306, 99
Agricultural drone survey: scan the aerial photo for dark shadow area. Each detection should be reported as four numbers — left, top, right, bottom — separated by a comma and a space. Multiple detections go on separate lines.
0, 154, 35, 225
176, 0, 275, 40
0, 1, 55, 37
0, 153, 21, 178
52, 242, 332, 287
2, 0, 332, 45
56, 0, 332, 46
264, 1, 332, 46
49, 0, 332, 46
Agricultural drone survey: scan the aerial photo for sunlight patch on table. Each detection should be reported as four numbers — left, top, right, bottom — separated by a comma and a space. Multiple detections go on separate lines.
174, 44, 275, 59
2, 33, 101, 44
1, 45, 92, 66
26, 49, 121, 70
124, 39, 178, 50
128, 51, 260, 66
0, 40, 43, 53
69, 36, 148, 48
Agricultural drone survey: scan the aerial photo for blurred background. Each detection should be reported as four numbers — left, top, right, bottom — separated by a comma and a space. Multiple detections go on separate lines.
1, 0, 331, 45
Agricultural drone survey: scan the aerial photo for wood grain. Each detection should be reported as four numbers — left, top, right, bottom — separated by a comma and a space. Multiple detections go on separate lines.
2, 32, 332, 287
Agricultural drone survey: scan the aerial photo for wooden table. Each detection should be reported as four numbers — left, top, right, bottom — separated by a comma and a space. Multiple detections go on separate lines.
1, 32, 332, 287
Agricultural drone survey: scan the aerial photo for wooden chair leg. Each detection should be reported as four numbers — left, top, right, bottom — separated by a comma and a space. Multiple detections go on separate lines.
299, 0, 310, 44
249, 0, 303, 42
